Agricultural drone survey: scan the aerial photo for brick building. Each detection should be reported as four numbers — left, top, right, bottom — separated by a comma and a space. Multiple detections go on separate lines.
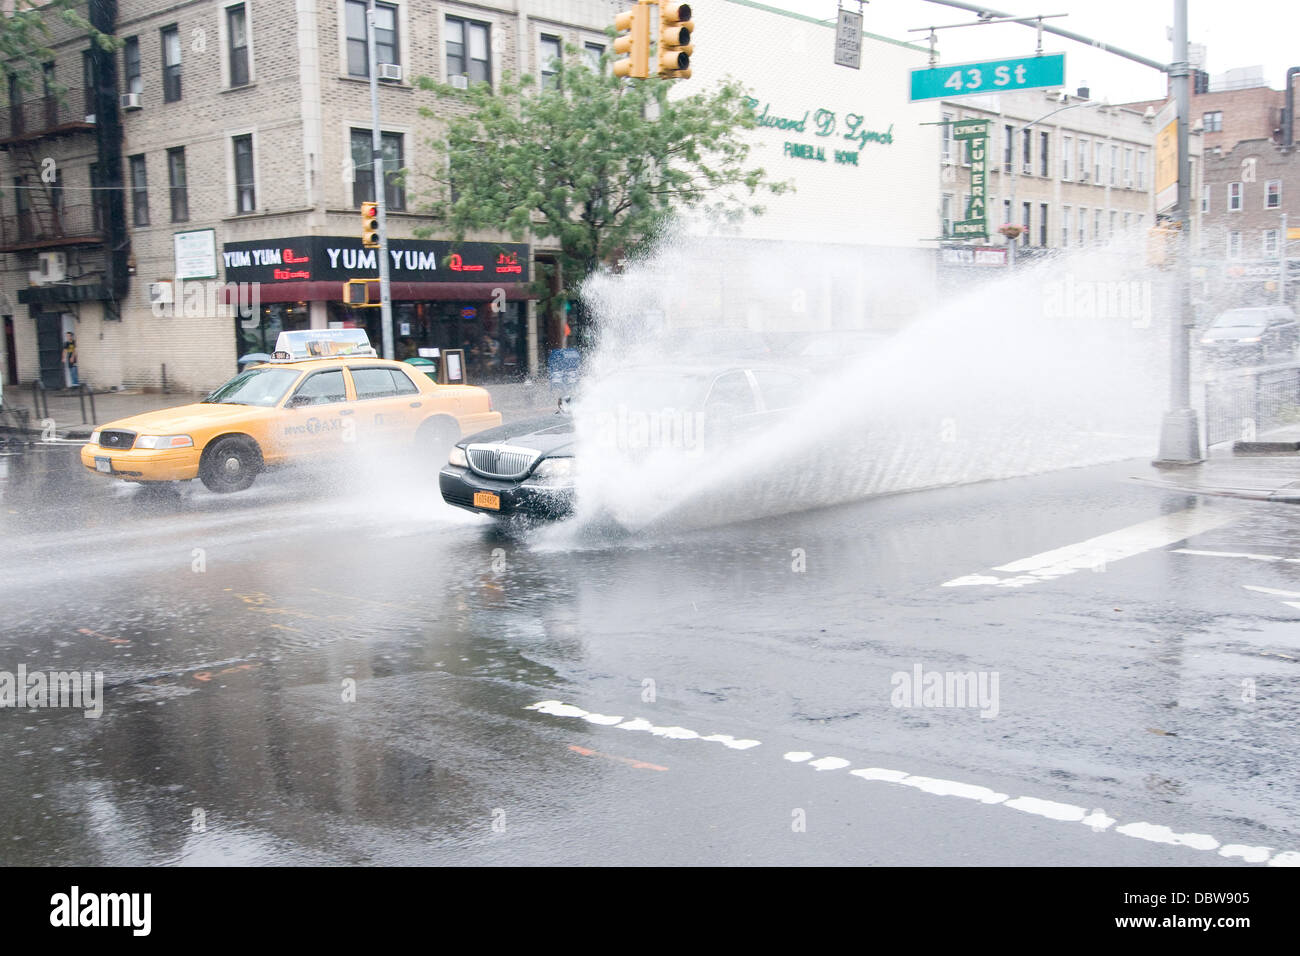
0, 0, 624, 394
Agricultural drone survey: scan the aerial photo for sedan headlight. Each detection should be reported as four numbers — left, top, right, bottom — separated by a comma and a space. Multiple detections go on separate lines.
448, 446, 468, 467
134, 434, 194, 449
526, 457, 575, 484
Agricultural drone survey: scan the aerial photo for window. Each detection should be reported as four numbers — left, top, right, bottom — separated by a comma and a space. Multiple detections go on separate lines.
291, 370, 347, 406
351, 367, 403, 400
1078, 206, 1087, 245
1110, 145, 1118, 185
1201, 184, 1210, 213
233, 134, 255, 213
8, 73, 23, 136
584, 42, 604, 72
539, 34, 562, 89
227, 4, 250, 86
1038, 203, 1048, 247
446, 16, 491, 86
82, 50, 94, 117
129, 154, 148, 226
14, 176, 30, 236
1062, 134, 1071, 179
941, 193, 953, 235
50, 167, 64, 217
1202, 110, 1222, 132
941, 112, 953, 162
1021, 201, 1030, 246
1109, 209, 1117, 235
1021, 128, 1031, 169
1228, 181, 1242, 211
1062, 206, 1071, 247
124, 36, 141, 95
89, 163, 105, 232
1265, 180, 1281, 209
1093, 208, 1102, 242
1093, 144, 1102, 183
1002, 124, 1013, 171
346, 1, 397, 77
1123, 211, 1131, 230
168, 147, 188, 222
1227, 231, 1241, 258
161, 26, 181, 102
1137, 149, 1147, 189
1039, 131, 1049, 176
1263, 230, 1279, 257
350, 129, 405, 210
1077, 138, 1088, 181
1123, 147, 1133, 185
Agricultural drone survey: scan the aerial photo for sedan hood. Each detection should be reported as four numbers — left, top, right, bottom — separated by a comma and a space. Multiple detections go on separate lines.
461, 414, 575, 456
99, 402, 272, 435
1202, 325, 1265, 342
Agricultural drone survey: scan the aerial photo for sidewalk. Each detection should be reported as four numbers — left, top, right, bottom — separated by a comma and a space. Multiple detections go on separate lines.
1133, 423, 1300, 503
1, 379, 563, 440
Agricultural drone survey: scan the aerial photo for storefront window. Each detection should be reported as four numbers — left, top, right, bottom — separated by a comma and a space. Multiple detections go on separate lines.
235, 303, 311, 358
326, 298, 526, 383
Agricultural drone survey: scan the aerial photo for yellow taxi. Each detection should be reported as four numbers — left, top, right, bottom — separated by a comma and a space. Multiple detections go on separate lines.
80, 333, 500, 493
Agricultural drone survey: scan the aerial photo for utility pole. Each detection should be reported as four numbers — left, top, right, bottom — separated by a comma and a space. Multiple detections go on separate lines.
1281, 212, 1288, 305
921, 0, 1202, 463
367, 0, 394, 360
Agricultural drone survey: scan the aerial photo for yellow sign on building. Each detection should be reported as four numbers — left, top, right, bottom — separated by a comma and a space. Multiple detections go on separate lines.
1155, 119, 1178, 196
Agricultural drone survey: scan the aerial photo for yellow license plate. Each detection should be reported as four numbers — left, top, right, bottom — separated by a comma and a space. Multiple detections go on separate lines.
473, 491, 501, 511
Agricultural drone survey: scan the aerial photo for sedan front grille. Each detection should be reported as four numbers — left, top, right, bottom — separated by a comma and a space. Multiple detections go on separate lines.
466, 444, 540, 480
98, 429, 136, 450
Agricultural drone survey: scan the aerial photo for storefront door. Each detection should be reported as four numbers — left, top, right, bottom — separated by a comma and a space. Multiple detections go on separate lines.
34, 311, 64, 388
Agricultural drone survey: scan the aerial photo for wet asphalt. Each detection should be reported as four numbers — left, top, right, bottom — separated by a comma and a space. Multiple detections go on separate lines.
0, 440, 1297, 865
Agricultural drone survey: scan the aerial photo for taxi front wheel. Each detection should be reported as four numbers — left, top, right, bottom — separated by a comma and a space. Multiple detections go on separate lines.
417, 416, 461, 464
199, 436, 262, 493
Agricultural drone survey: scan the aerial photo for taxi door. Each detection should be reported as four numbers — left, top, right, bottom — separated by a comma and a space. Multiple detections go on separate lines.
277, 367, 355, 458
346, 365, 419, 446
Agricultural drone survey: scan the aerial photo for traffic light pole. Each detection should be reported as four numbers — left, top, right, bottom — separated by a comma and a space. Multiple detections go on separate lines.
920, 0, 1202, 463
368, 0, 394, 360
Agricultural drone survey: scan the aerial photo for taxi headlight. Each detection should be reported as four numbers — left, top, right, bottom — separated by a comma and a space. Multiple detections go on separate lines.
448, 446, 468, 468
526, 457, 575, 484
135, 434, 194, 450
88, 430, 100, 445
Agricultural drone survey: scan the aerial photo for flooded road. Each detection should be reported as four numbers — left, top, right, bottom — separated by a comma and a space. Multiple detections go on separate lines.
1, 443, 1298, 865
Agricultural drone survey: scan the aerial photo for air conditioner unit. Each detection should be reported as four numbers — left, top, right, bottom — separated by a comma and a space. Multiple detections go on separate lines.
1078, 172, 1089, 182
30, 251, 67, 285
84, 113, 96, 124
1022, 163, 1033, 175
377, 63, 402, 82
120, 92, 142, 110
450, 74, 469, 89
1124, 178, 1134, 188
148, 281, 173, 306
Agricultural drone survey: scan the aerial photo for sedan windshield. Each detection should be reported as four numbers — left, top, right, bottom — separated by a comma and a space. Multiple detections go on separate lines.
584, 370, 711, 411
203, 367, 301, 406
1212, 310, 1268, 329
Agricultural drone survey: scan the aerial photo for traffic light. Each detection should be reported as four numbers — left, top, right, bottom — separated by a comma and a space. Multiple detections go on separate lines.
343, 278, 380, 307
612, 4, 651, 79
658, 3, 693, 79
361, 201, 379, 248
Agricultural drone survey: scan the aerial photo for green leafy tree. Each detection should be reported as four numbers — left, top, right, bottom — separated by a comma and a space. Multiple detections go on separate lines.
2, 1, 114, 88
415, 52, 788, 325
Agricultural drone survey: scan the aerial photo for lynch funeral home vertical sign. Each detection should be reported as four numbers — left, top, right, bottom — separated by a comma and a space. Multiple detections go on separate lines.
952, 119, 989, 239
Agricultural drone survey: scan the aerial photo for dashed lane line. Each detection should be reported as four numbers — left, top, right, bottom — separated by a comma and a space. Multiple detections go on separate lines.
527, 699, 1299, 867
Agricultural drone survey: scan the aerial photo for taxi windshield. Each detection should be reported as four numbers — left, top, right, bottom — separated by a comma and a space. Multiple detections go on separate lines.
203, 367, 301, 406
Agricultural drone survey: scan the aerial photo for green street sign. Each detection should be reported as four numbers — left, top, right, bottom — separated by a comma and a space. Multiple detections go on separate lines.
910, 53, 1066, 101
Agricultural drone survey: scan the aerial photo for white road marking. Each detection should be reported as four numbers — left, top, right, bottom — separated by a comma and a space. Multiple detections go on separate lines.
943, 507, 1238, 588
1174, 548, 1300, 564
1243, 585, 1300, 598
527, 700, 1297, 866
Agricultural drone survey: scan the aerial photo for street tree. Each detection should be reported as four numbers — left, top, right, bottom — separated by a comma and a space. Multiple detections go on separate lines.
415, 51, 789, 338
1, 1, 113, 88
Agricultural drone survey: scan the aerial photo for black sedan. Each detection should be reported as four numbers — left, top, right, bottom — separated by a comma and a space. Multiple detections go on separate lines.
439, 364, 810, 520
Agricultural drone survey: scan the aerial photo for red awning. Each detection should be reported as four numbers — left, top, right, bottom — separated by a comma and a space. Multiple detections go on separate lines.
222, 281, 537, 304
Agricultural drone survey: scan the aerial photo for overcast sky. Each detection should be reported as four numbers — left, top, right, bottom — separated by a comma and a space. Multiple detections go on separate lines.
768, 0, 1295, 103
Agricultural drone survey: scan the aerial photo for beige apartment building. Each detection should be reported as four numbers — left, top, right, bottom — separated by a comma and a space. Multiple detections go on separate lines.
935, 86, 1203, 271
0, 0, 622, 394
